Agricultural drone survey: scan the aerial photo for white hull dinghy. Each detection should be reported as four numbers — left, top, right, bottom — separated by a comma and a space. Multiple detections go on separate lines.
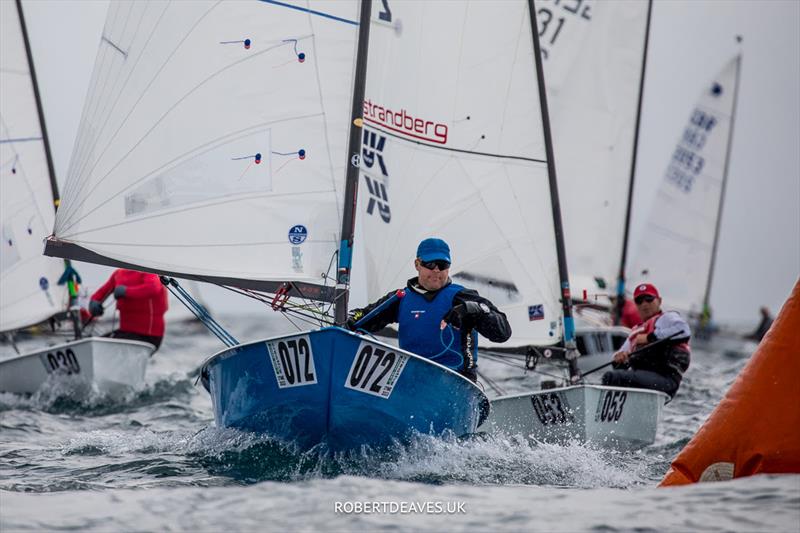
0, 337, 154, 396
480, 384, 668, 450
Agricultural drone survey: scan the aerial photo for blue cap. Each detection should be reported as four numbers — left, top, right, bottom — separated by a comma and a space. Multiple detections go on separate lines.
416, 238, 451, 263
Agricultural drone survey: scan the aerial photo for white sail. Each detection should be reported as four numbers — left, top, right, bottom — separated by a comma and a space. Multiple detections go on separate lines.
358, 1, 562, 348
541, 0, 650, 295
48, 0, 359, 299
0, 1, 70, 332
629, 56, 740, 315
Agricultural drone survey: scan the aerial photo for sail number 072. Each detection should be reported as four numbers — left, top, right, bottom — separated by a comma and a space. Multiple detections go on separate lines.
345, 342, 408, 399
267, 336, 317, 388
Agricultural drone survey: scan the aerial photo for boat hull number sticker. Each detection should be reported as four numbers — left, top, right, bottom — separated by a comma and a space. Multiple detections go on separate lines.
345, 341, 408, 399
267, 335, 317, 388
530, 392, 574, 425
40, 348, 81, 375
597, 389, 627, 422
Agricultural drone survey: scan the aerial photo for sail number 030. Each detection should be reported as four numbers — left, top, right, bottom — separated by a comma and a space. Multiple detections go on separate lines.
44, 348, 81, 375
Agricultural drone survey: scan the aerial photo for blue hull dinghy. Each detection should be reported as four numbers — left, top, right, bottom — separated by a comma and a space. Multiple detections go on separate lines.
200, 327, 489, 451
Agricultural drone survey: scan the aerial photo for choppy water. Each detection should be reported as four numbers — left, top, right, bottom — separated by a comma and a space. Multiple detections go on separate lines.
1, 315, 798, 532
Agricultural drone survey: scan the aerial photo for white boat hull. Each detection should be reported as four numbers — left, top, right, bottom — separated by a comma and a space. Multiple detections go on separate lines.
479, 385, 669, 450
0, 337, 154, 395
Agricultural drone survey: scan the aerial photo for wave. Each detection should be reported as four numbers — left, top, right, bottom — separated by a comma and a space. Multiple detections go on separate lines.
0, 375, 196, 416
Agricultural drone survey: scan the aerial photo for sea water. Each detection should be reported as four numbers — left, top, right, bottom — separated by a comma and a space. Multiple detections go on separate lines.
1, 315, 798, 532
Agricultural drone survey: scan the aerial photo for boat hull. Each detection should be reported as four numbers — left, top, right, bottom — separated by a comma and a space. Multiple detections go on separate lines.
479, 384, 668, 450
202, 327, 489, 451
0, 337, 154, 395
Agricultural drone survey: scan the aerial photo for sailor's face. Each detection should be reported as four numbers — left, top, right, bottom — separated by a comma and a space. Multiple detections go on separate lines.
415, 259, 449, 291
635, 296, 661, 320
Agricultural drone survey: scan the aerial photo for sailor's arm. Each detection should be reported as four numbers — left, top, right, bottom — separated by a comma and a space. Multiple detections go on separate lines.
651, 311, 692, 343
451, 290, 512, 342
346, 291, 401, 333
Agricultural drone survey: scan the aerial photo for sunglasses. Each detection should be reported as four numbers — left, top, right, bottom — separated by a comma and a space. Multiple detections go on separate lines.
419, 259, 451, 271
635, 295, 656, 305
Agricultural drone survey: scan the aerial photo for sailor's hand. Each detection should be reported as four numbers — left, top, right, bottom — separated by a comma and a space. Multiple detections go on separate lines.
88, 300, 104, 317
442, 301, 485, 330
613, 350, 630, 365
113, 285, 127, 299
345, 310, 363, 331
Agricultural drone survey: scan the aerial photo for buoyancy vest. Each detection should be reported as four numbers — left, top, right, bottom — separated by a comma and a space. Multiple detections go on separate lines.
628, 312, 691, 380
397, 283, 477, 370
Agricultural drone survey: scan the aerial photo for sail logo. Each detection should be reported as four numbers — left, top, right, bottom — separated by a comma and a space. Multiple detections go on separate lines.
362, 129, 391, 224
528, 304, 544, 321
288, 225, 308, 244
362, 130, 388, 177
363, 99, 448, 145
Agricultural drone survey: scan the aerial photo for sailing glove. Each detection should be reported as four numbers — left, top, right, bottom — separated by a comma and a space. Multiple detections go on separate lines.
345, 310, 364, 331
113, 285, 127, 299
443, 301, 485, 330
88, 300, 104, 317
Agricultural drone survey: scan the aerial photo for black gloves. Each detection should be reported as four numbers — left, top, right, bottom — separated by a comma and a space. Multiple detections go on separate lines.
113, 285, 127, 299
88, 300, 104, 317
442, 300, 486, 330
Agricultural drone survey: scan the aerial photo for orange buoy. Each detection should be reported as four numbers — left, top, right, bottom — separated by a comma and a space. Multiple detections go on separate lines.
660, 279, 800, 486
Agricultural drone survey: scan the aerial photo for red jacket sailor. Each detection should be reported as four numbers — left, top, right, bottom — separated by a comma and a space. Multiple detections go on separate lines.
83, 269, 168, 350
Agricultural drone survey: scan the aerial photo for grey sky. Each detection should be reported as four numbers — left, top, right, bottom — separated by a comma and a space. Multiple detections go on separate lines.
21, 0, 799, 325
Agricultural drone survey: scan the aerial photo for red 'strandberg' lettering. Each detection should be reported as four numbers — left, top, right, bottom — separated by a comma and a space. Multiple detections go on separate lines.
362, 99, 448, 144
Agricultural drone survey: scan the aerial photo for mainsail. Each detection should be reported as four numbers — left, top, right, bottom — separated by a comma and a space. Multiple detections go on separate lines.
0, 0, 69, 332
628, 56, 741, 315
358, 1, 566, 348
45, 0, 361, 302
542, 0, 651, 298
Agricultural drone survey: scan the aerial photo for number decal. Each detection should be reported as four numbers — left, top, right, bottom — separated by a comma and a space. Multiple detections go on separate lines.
42, 348, 81, 375
378, 0, 392, 22
345, 341, 408, 399
537, 0, 592, 60
267, 335, 317, 388
597, 390, 628, 422
530, 392, 573, 425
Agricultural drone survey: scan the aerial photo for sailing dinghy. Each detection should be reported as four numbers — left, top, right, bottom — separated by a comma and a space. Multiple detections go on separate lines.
352, 0, 667, 450
481, 17, 745, 451
0, 0, 154, 396
44, 0, 489, 451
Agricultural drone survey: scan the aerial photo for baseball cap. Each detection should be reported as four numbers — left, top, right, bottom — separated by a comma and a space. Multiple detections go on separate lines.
416, 238, 451, 263
633, 283, 660, 299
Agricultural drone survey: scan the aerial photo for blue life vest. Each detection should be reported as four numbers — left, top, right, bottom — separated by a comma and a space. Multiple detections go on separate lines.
398, 283, 478, 370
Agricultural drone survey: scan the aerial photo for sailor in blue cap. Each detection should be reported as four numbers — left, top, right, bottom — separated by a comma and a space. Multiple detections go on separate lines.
346, 237, 512, 382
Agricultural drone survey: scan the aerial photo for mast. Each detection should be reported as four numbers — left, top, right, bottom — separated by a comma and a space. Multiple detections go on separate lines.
703, 47, 742, 315
335, 0, 373, 325
528, 1, 579, 380
615, 0, 653, 324
16, 0, 59, 207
